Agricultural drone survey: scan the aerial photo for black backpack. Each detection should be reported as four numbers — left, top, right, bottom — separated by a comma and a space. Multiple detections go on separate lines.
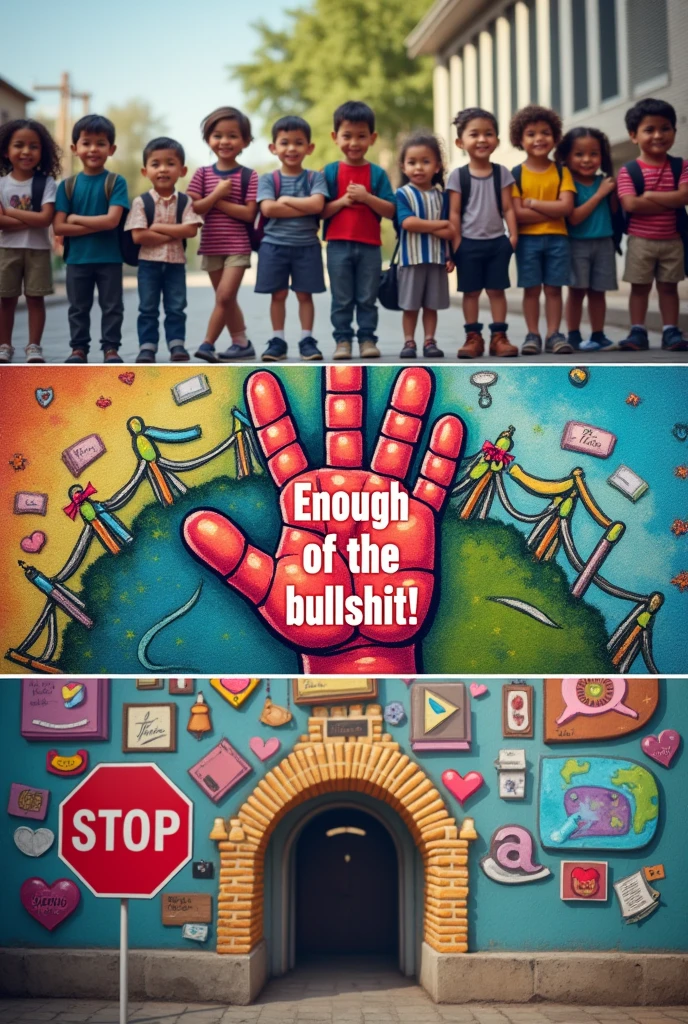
458, 164, 505, 220
62, 172, 137, 265
30, 173, 48, 212
621, 156, 688, 272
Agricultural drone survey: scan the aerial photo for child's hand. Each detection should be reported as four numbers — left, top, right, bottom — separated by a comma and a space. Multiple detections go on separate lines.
213, 179, 234, 198
446, 259, 455, 273
524, 198, 534, 209
510, 233, 519, 249
598, 176, 616, 197
346, 183, 369, 203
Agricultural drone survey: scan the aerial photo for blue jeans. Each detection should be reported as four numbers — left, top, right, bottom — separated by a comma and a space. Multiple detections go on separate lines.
326, 240, 381, 342
66, 263, 123, 352
137, 260, 187, 349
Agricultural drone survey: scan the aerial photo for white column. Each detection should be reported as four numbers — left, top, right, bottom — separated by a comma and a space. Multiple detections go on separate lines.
536, 0, 551, 106
479, 29, 494, 113
615, 0, 629, 103
559, 0, 573, 118
514, 1, 531, 107
449, 53, 464, 167
433, 60, 450, 153
495, 15, 513, 159
464, 41, 479, 106
586, 0, 601, 110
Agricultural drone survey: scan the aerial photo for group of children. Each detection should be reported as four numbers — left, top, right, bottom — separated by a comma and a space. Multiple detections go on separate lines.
0, 95, 686, 363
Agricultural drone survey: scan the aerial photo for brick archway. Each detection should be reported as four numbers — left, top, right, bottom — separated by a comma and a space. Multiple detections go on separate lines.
214, 711, 477, 958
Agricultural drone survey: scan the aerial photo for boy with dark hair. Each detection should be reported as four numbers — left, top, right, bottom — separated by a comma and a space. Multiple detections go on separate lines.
322, 100, 396, 359
617, 97, 688, 351
54, 114, 129, 363
255, 115, 328, 361
124, 137, 203, 363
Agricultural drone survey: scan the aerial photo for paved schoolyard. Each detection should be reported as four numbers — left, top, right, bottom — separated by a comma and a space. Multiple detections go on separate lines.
7, 276, 679, 364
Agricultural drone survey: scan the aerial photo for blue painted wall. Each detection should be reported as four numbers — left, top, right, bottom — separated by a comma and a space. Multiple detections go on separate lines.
1, 679, 686, 953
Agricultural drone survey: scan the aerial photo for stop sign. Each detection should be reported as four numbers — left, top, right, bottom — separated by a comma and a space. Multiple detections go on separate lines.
59, 763, 193, 898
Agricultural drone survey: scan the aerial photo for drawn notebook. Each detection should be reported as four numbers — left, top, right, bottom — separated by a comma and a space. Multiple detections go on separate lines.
21, 680, 110, 740
188, 738, 252, 802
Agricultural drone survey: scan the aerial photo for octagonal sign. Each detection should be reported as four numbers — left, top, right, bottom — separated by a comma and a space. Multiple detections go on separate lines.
59, 763, 193, 898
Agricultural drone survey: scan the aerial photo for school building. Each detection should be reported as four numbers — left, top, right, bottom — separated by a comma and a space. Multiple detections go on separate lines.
406, 0, 688, 169
0, 76, 33, 126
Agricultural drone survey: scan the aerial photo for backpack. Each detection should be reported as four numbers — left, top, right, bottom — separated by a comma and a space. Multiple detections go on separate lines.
140, 191, 189, 253
253, 169, 317, 248
239, 166, 262, 251
62, 172, 137, 265
621, 156, 688, 272
511, 161, 563, 198
378, 239, 400, 311
31, 173, 48, 212
458, 163, 505, 220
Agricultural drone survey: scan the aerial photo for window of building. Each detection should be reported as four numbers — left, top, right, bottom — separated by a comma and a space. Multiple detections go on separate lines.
526, 0, 538, 103
628, 0, 668, 91
550, 0, 561, 111
572, 0, 589, 111
508, 3, 518, 113
598, 0, 619, 100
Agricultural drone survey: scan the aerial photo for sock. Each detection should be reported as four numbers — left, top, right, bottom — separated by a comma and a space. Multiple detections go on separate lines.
464, 322, 483, 334
300, 329, 313, 342
489, 322, 507, 334
663, 325, 676, 332
404, 337, 416, 344
590, 330, 606, 341
273, 330, 285, 342
631, 324, 646, 332
231, 331, 248, 348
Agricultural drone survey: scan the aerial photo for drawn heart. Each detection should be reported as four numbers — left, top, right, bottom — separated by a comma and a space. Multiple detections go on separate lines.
641, 730, 681, 768
35, 388, 54, 408
61, 683, 85, 708
20, 531, 46, 554
95, 396, 112, 409
14, 827, 55, 858
442, 769, 485, 805
470, 683, 488, 698
118, 372, 135, 385
571, 866, 599, 884
249, 736, 281, 761
20, 878, 80, 931
219, 678, 251, 694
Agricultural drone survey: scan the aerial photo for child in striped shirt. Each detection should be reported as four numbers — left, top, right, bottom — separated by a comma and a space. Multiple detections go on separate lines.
395, 133, 454, 359
187, 106, 258, 362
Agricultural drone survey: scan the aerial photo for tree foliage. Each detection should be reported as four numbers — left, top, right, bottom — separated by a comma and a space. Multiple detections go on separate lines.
230, 0, 434, 167
104, 98, 167, 199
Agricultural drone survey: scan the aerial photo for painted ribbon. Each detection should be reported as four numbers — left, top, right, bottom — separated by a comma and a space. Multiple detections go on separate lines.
63, 482, 97, 519
482, 441, 514, 465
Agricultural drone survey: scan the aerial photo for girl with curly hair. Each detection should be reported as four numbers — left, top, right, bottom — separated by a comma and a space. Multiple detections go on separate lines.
0, 118, 61, 363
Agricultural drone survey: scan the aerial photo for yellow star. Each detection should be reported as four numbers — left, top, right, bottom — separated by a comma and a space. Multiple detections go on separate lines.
136, 583, 146, 594
472, 595, 481, 604
125, 630, 135, 640
175, 637, 184, 646
507, 649, 516, 657
492, 626, 501, 634
83, 650, 92, 659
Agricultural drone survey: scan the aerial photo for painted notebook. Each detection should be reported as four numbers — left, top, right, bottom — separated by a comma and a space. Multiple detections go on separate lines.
21, 679, 110, 740
409, 682, 471, 751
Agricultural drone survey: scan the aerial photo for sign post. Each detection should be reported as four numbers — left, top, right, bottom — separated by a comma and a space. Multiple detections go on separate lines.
59, 763, 194, 1022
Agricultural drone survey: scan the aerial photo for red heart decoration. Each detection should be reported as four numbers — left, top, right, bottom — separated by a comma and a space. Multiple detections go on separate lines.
20, 531, 46, 554
442, 769, 484, 805
249, 736, 280, 761
219, 678, 250, 694
20, 878, 80, 931
641, 730, 681, 768
571, 867, 599, 884
95, 396, 112, 409
118, 372, 135, 385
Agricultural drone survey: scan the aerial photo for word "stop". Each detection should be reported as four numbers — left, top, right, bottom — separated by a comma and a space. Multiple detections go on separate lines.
71, 809, 181, 852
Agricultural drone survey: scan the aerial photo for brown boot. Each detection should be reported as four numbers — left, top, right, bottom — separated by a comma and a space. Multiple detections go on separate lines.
489, 331, 518, 357
457, 331, 484, 359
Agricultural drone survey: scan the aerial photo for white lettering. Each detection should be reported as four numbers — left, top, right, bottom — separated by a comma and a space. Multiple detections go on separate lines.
292, 482, 409, 531
155, 810, 180, 851
123, 809, 150, 852
72, 808, 96, 851
98, 809, 122, 851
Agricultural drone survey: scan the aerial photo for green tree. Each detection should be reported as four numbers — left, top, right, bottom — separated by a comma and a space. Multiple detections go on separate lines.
231, 0, 434, 169
104, 98, 167, 199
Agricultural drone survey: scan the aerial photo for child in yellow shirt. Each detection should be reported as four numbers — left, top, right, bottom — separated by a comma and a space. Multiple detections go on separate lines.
510, 105, 576, 354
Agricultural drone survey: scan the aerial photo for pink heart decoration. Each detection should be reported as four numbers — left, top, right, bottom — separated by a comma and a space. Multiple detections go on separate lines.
442, 769, 484, 805
219, 678, 251, 695
249, 736, 280, 761
641, 730, 681, 768
20, 531, 46, 554
20, 877, 80, 931
469, 683, 488, 698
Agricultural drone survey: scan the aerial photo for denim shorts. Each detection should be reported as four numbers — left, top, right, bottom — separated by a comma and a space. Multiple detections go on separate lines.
515, 233, 570, 288
255, 241, 326, 294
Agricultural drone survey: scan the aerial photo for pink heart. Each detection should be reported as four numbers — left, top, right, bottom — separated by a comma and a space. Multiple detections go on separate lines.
442, 769, 484, 805
249, 736, 280, 761
641, 730, 681, 768
219, 678, 251, 695
20, 531, 46, 554
470, 683, 488, 698
20, 878, 80, 931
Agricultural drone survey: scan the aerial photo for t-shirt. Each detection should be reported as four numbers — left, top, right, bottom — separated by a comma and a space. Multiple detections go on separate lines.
512, 162, 576, 235
0, 173, 57, 250
326, 162, 393, 245
186, 164, 258, 256
568, 177, 613, 239
446, 164, 514, 240
55, 170, 129, 264
396, 184, 449, 266
617, 158, 688, 240
124, 190, 203, 263
257, 169, 328, 247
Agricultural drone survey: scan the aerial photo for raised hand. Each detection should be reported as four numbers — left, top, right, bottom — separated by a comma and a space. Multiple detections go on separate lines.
182, 366, 466, 674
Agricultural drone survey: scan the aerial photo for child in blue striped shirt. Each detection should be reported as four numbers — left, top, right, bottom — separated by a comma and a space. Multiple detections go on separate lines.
395, 133, 455, 358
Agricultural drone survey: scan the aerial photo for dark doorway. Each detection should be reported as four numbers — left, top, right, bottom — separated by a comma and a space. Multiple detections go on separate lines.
295, 808, 398, 957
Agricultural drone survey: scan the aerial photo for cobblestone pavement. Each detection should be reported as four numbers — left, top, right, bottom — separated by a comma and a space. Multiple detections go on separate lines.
6, 279, 680, 364
1, 958, 687, 1024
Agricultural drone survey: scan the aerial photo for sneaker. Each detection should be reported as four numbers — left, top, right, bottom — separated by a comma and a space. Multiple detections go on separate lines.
103, 348, 123, 363
219, 342, 256, 361
359, 339, 380, 359
136, 349, 156, 363
170, 345, 191, 362
299, 336, 323, 361
24, 344, 45, 363
489, 332, 518, 358
262, 337, 288, 362
545, 331, 574, 354
457, 332, 484, 359
662, 326, 688, 352
619, 326, 649, 351
521, 332, 542, 355
0, 343, 14, 363
567, 329, 583, 350
66, 349, 88, 364
423, 339, 444, 358
580, 333, 615, 352
399, 341, 417, 359
333, 341, 352, 361
195, 342, 219, 363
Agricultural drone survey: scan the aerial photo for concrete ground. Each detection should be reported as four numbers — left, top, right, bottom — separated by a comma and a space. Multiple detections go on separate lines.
7, 274, 685, 364
1, 959, 687, 1024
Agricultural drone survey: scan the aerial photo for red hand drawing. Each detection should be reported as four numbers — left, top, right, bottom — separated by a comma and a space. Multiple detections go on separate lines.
182, 366, 466, 673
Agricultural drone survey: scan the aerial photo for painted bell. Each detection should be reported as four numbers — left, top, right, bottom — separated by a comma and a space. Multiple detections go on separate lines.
187, 692, 212, 739
259, 697, 293, 727
209, 817, 229, 842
